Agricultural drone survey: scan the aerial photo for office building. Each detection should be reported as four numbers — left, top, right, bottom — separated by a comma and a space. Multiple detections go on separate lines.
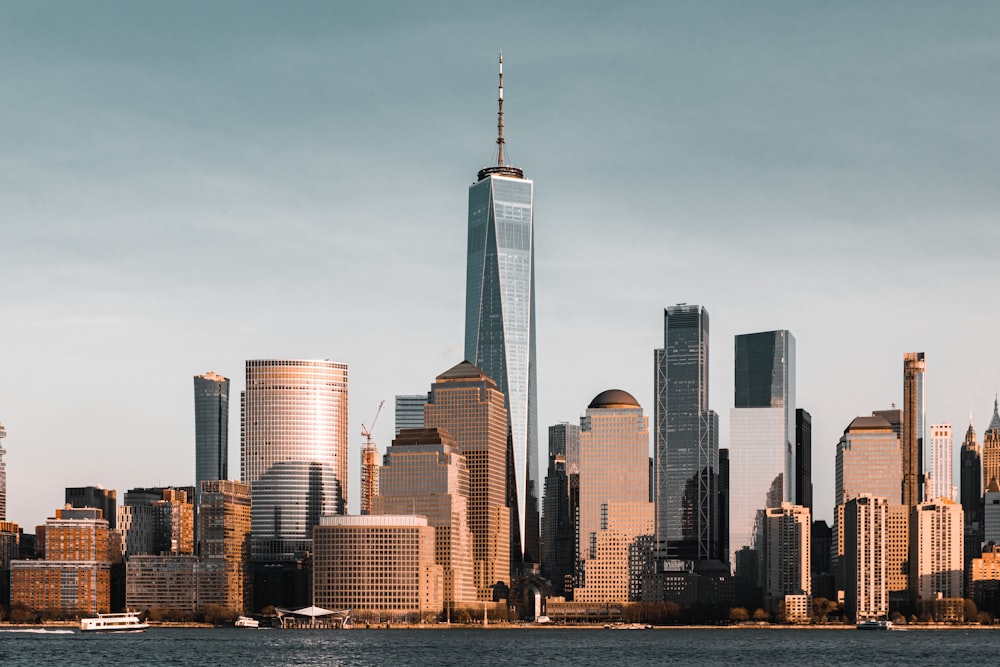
394, 394, 429, 436
424, 361, 509, 599
313, 515, 442, 619
811, 520, 835, 600
911, 499, 964, 603
548, 422, 581, 473
961, 419, 983, 567
126, 555, 199, 612
795, 409, 812, 514
242, 359, 348, 565
843, 495, 888, 622
576, 390, 652, 599
985, 479, 1000, 545
194, 371, 229, 508
834, 414, 907, 602
11, 507, 115, 614
902, 353, 926, 507
574, 501, 654, 603
65, 486, 117, 530
541, 453, 575, 597
464, 55, 538, 564
729, 330, 795, 571
653, 305, 721, 563
928, 423, 954, 501
762, 503, 811, 618
373, 427, 477, 605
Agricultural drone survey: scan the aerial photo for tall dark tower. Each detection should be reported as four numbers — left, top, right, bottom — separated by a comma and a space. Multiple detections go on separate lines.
464, 53, 538, 567
961, 419, 983, 568
194, 371, 230, 489
902, 352, 925, 507
795, 409, 813, 515
654, 305, 719, 563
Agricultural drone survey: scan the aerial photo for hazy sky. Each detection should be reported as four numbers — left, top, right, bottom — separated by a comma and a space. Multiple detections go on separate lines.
3, 2, 999, 528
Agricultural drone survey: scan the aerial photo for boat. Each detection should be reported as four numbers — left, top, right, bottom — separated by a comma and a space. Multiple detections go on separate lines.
235, 616, 260, 628
80, 612, 149, 633
856, 619, 894, 631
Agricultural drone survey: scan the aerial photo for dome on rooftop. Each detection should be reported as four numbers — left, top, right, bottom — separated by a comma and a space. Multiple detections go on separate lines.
588, 389, 640, 409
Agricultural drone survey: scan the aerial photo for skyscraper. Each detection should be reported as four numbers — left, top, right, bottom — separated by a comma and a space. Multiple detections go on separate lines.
241, 359, 348, 564
762, 503, 811, 616
374, 427, 477, 605
911, 499, 964, 603
575, 390, 653, 601
983, 398, 1000, 490
394, 394, 429, 436
844, 494, 889, 622
902, 352, 926, 507
66, 486, 117, 530
0, 422, 7, 521
795, 409, 813, 515
194, 371, 229, 493
928, 423, 954, 501
729, 330, 796, 570
961, 420, 983, 568
653, 305, 720, 563
464, 54, 538, 564
548, 422, 580, 473
423, 361, 510, 600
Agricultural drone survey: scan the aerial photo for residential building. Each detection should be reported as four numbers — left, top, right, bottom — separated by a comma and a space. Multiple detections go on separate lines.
194, 371, 229, 495
423, 361, 510, 599
902, 352, 926, 507
10, 507, 115, 615
911, 499, 964, 604
0, 422, 6, 521
795, 409, 812, 514
197, 480, 251, 613
843, 495, 888, 622
464, 55, 538, 564
762, 503, 811, 615
928, 423, 954, 501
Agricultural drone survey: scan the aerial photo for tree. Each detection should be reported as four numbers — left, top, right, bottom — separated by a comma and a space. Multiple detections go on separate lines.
729, 607, 749, 623
964, 599, 979, 623
9, 603, 37, 624
752, 608, 770, 623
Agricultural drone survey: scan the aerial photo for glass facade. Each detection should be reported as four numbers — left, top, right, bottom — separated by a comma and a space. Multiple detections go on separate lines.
729, 330, 796, 571
194, 371, 229, 500
465, 171, 538, 563
394, 393, 428, 436
241, 359, 348, 561
653, 305, 720, 563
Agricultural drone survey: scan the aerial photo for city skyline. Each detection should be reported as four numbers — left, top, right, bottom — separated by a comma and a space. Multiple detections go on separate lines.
3, 3, 1000, 530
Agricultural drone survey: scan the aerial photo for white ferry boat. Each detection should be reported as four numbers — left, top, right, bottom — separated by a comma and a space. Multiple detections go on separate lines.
80, 612, 149, 633
856, 619, 894, 631
235, 616, 260, 628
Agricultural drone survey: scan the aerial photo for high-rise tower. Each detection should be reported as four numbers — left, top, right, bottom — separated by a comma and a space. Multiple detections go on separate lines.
0, 422, 7, 521
983, 398, 1000, 490
241, 360, 348, 562
464, 53, 538, 564
902, 352, 926, 507
961, 418, 983, 568
653, 305, 720, 563
194, 372, 230, 492
928, 423, 954, 501
729, 330, 796, 570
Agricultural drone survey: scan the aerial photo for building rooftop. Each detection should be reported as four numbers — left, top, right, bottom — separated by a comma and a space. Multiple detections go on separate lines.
845, 415, 894, 433
588, 389, 640, 410
435, 360, 496, 386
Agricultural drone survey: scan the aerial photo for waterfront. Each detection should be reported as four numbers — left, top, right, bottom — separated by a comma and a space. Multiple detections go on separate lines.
1, 627, 998, 666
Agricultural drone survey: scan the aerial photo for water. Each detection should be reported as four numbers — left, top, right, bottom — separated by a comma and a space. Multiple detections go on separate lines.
0, 627, 996, 666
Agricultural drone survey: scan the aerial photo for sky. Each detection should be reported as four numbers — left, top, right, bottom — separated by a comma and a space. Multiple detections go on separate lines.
2, 2, 999, 529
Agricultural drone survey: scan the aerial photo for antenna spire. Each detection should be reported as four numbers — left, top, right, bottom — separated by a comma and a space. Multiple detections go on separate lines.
497, 51, 505, 166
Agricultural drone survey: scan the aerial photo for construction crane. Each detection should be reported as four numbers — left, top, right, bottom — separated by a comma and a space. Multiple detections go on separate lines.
360, 400, 385, 515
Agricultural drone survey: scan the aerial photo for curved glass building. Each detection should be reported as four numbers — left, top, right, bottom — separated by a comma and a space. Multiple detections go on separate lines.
241, 359, 348, 561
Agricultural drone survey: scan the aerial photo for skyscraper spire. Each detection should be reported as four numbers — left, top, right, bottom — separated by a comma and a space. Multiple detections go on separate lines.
497, 51, 505, 167
988, 395, 1000, 434
478, 52, 523, 181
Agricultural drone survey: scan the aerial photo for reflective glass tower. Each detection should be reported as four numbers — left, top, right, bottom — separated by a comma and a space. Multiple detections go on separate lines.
729, 330, 796, 570
653, 305, 720, 563
464, 54, 538, 563
194, 371, 230, 493
241, 359, 348, 562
